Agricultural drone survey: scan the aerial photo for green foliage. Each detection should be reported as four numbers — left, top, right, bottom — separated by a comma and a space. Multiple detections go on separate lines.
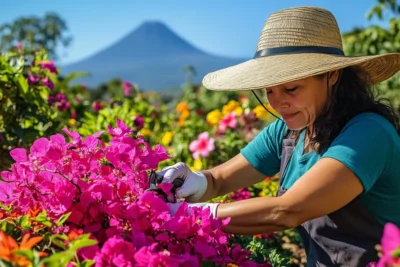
342, 0, 400, 108
0, 13, 72, 60
0, 49, 57, 169
230, 233, 301, 266
0, 47, 89, 171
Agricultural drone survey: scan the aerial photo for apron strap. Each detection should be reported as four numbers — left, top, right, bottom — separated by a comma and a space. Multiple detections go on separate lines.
278, 129, 296, 190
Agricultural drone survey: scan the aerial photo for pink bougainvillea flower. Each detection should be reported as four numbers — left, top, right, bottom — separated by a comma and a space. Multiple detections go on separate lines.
71, 111, 77, 119
48, 93, 70, 111
218, 111, 237, 133
189, 132, 215, 159
94, 236, 136, 267
107, 118, 133, 137
123, 81, 132, 96
62, 128, 83, 145
377, 223, 400, 267
92, 100, 103, 112
27, 75, 40, 85
0, 117, 260, 266
10, 148, 28, 162
42, 77, 54, 90
134, 115, 144, 129
16, 41, 23, 53
157, 183, 173, 195
38, 60, 58, 74
0, 181, 16, 205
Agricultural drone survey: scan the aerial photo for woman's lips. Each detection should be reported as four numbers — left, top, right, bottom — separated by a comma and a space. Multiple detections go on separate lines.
281, 112, 299, 120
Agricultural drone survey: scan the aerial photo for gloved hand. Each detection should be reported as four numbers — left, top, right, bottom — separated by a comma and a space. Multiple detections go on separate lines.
168, 202, 220, 218
157, 162, 208, 202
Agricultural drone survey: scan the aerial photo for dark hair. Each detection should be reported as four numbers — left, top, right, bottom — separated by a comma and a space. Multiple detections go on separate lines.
296, 66, 400, 154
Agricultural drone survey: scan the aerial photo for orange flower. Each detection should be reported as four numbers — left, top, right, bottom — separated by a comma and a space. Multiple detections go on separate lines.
67, 229, 84, 241
0, 231, 47, 266
176, 101, 189, 113
28, 203, 41, 217
178, 109, 190, 126
180, 109, 190, 120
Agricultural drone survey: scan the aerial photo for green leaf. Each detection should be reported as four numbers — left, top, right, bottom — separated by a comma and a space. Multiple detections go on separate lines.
69, 238, 98, 251
78, 260, 95, 267
392, 247, 400, 257
12, 249, 34, 261
50, 238, 68, 250
39, 251, 75, 267
19, 215, 31, 229
17, 75, 29, 94
0, 259, 13, 267
56, 212, 71, 227
201, 260, 216, 267
33, 210, 52, 227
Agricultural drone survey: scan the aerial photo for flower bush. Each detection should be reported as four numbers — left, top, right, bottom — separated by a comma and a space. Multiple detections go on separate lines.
3, 44, 399, 266
0, 44, 89, 171
0, 118, 267, 266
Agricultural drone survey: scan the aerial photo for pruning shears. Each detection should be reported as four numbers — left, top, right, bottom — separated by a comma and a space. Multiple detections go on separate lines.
145, 170, 185, 203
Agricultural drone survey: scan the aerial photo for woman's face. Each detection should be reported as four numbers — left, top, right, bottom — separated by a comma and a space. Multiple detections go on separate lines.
266, 72, 339, 130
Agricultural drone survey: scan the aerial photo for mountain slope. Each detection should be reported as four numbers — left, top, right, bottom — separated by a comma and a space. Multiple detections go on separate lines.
60, 21, 246, 90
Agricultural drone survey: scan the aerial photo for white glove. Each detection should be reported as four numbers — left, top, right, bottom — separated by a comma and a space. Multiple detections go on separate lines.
168, 202, 220, 218
157, 162, 208, 202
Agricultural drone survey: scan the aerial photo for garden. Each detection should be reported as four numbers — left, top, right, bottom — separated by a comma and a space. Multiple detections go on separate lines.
1, 1, 400, 266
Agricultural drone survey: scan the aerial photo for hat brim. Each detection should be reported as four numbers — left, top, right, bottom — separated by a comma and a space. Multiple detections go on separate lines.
202, 53, 400, 91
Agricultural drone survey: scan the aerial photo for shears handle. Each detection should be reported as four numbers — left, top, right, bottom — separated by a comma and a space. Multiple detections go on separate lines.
171, 177, 184, 194
147, 170, 185, 202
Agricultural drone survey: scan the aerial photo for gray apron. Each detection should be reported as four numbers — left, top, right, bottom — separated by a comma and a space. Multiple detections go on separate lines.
276, 130, 383, 266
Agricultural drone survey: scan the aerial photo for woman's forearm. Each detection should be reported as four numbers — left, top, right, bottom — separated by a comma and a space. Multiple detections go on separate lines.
197, 169, 220, 202
216, 196, 297, 233
222, 222, 288, 235
196, 154, 269, 202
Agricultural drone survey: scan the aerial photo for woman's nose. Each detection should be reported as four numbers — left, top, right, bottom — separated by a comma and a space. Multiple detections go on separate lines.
270, 91, 288, 109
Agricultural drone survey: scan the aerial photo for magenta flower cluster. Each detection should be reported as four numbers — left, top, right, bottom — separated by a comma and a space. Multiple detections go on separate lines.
0, 118, 262, 266
48, 92, 71, 111
229, 188, 251, 201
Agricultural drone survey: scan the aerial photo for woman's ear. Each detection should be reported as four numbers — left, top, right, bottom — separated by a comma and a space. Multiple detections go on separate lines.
329, 70, 340, 86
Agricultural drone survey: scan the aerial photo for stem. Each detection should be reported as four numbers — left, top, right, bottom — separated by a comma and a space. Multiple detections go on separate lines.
44, 168, 82, 194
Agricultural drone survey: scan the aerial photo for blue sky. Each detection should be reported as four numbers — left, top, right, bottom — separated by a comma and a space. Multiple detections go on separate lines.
2, 0, 385, 65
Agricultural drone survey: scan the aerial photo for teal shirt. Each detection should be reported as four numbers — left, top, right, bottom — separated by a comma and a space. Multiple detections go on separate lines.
241, 112, 400, 226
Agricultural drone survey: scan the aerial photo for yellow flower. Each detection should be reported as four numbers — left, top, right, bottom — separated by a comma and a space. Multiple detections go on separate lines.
206, 109, 221, 126
252, 105, 269, 120
140, 128, 152, 137
191, 159, 203, 171
161, 131, 173, 146
234, 106, 243, 116
222, 100, 243, 116
68, 118, 76, 126
176, 101, 188, 113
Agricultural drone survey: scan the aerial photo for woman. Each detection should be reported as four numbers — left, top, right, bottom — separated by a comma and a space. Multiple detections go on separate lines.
159, 6, 400, 266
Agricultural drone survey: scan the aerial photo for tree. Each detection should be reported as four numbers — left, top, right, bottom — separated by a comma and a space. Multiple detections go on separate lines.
342, 0, 400, 108
0, 12, 72, 60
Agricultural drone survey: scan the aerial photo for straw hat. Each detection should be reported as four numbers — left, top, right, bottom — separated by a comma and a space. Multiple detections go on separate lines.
202, 6, 400, 91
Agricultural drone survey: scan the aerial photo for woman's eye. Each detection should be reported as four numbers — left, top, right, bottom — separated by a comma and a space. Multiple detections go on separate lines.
285, 87, 298, 92
266, 90, 272, 94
